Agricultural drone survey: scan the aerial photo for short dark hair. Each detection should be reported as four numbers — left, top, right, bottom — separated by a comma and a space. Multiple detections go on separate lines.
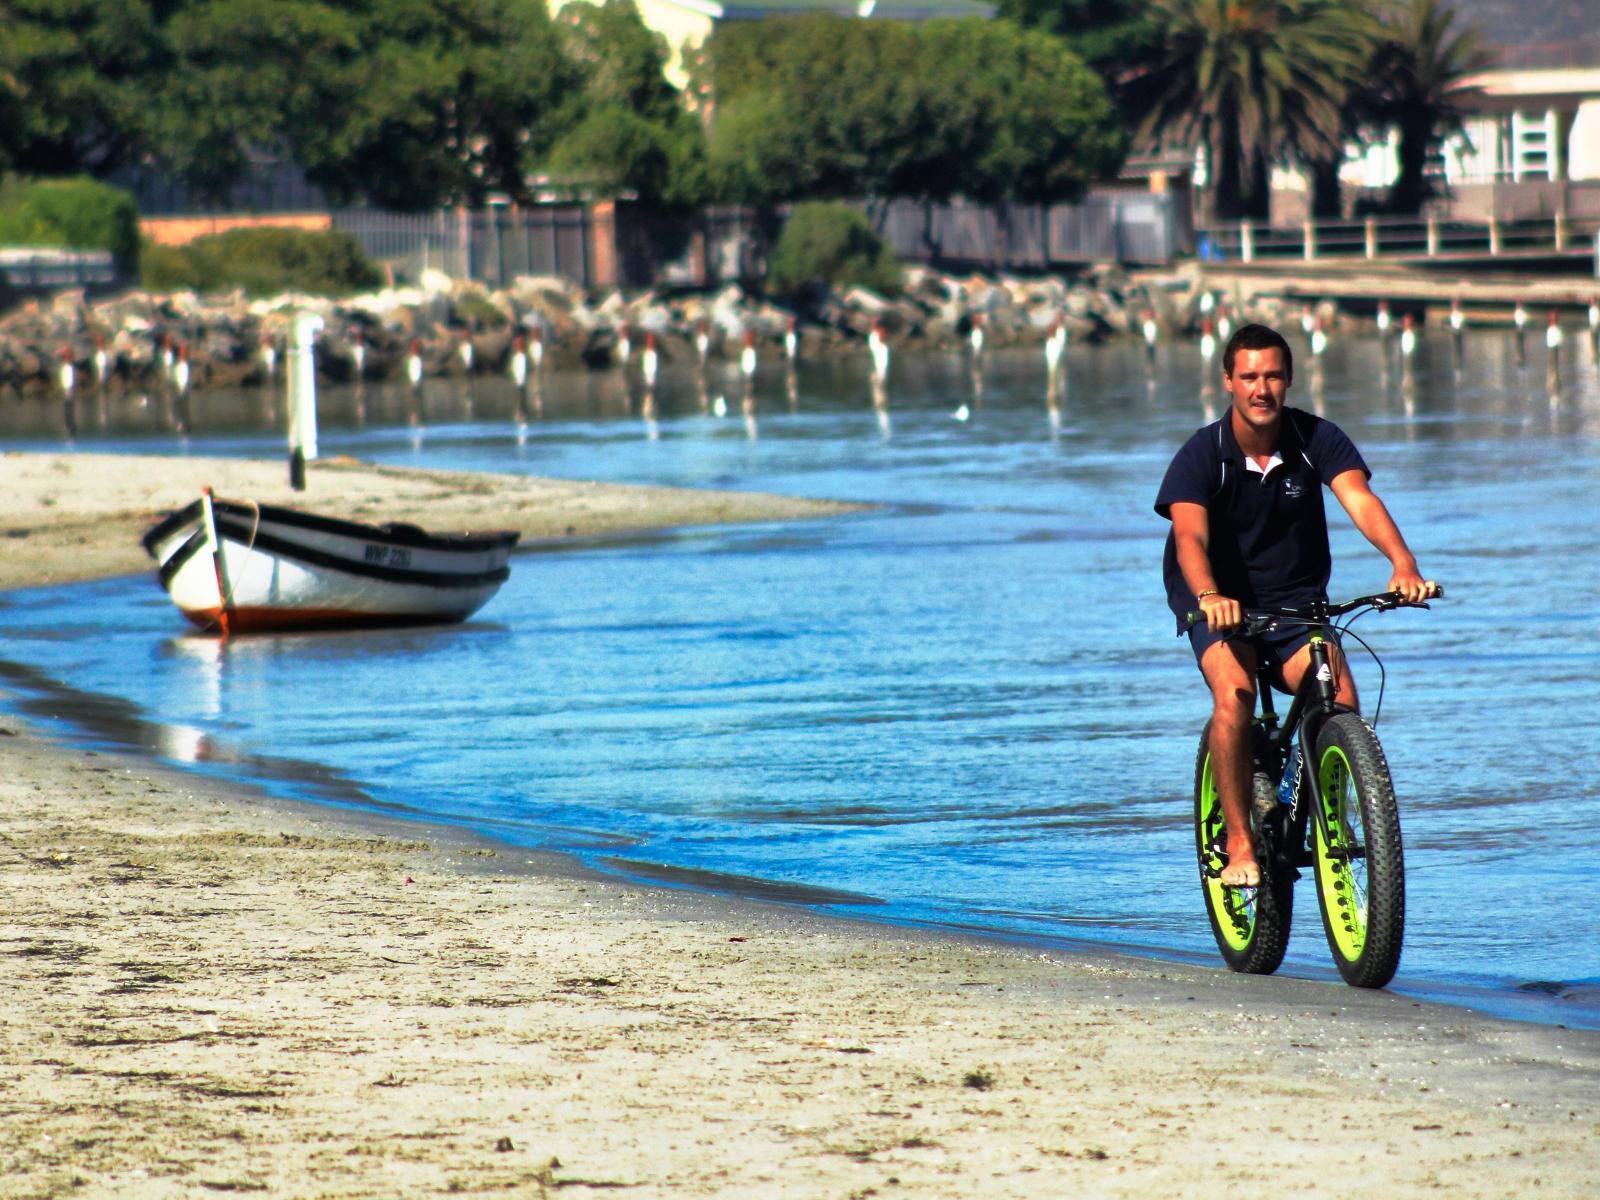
1222, 322, 1293, 384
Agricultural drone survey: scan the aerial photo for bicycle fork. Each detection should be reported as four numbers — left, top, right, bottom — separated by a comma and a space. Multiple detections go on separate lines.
1257, 627, 1351, 875
1293, 629, 1363, 867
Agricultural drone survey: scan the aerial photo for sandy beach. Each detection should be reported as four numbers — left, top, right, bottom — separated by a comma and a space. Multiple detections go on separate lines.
3, 452, 1599, 1198
0, 451, 864, 592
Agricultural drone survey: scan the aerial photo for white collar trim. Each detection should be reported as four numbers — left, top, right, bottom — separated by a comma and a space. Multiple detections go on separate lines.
1244, 451, 1284, 477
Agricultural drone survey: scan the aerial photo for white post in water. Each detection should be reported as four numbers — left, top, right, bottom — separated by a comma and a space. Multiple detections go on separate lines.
288, 313, 323, 490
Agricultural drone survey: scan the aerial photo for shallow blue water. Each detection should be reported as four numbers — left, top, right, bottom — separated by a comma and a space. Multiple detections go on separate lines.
5, 330, 1600, 1028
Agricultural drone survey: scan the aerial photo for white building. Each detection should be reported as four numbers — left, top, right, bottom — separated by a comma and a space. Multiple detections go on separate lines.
1270, 0, 1600, 226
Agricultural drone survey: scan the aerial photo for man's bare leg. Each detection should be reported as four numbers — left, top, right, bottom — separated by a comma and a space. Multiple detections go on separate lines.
1200, 639, 1261, 887
1278, 641, 1359, 710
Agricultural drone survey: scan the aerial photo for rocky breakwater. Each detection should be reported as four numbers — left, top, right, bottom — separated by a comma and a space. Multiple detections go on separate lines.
0, 263, 1258, 400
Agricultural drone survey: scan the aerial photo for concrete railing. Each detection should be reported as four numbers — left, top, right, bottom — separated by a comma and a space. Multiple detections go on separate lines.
0, 247, 119, 297
1197, 214, 1600, 271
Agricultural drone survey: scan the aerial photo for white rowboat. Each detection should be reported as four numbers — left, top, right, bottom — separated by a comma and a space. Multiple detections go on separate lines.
142, 491, 518, 635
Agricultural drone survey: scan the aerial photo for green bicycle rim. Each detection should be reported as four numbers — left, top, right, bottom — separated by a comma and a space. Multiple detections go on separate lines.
1314, 744, 1368, 962
1199, 753, 1256, 952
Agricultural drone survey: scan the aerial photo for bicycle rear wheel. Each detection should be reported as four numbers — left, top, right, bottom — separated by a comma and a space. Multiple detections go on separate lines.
1310, 712, 1405, 988
1194, 721, 1292, 975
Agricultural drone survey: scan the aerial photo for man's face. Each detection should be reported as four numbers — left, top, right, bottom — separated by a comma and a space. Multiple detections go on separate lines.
1223, 346, 1290, 435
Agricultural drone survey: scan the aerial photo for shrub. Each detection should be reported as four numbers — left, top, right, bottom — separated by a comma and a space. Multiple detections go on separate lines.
140, 226, 382, 297
546, 104, 709, 212
766, 201, 900, 300
0, 176, 141, 278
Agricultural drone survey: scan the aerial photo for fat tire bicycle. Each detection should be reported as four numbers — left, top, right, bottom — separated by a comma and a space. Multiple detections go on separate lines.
1191, 590, 1438, 989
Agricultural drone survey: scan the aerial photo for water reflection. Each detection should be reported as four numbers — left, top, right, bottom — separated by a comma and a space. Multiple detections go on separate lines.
7, 327, 1591, 449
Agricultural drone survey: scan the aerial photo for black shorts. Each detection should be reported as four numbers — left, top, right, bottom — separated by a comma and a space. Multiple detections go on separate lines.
1187, 619, 1313, 690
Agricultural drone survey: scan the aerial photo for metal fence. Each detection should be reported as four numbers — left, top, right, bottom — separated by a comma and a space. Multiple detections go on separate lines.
331, 194, 1189, 290
111, 160, 329, 217
111, 153, 1202, 285
122, 170, 1190, 292
332, 206, 595, 287
881, 191, 1187, 270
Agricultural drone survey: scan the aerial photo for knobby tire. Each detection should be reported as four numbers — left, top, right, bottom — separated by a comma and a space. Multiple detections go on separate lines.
1194, 721, 1292, 976
1311, 712, 1405, 988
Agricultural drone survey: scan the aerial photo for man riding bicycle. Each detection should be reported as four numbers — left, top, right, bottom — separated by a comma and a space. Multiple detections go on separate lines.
1155, 322, 1437, 888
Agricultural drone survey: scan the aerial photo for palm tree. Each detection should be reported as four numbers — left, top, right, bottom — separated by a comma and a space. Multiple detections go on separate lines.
1361, 0, 1494, 214
1127, 0, 1377, 221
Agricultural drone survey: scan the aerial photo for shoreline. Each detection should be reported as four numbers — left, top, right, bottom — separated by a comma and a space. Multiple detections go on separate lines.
5, 716, 1599, 1197
5, 451, 1600, 1195
8, 647, 1595, 1036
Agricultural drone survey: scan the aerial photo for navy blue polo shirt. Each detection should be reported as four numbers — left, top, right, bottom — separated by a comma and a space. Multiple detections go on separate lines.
1155, 408, 1368, 630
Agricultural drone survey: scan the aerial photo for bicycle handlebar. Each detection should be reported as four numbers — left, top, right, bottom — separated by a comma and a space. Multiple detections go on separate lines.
1184, 587, 1443, 634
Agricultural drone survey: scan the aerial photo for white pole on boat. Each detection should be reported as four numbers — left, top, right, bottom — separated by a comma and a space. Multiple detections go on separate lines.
288, 313, 323, 491
200, 487, 232, 636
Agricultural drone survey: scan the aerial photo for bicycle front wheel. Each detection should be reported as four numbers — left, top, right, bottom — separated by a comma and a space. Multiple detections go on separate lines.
1311, 712, 1405, 988
1194, 721, 1291, 975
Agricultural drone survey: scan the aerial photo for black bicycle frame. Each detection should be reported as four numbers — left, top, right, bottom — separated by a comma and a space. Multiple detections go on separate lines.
1251, 609, 1352, 873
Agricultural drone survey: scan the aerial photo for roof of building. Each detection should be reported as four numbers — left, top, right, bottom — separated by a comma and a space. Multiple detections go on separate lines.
1445, 0, 1600, 70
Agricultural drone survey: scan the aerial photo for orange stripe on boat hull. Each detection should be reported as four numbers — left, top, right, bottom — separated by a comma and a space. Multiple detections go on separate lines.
178, 605, 470, 635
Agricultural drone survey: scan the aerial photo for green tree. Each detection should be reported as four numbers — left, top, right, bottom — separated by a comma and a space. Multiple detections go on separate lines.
545, 0, 708, 209
1361, 0, 1493, 215
0, 1, 171, 177
706, 16, 1120, 213
1128, 0, 1377, 221
547, 105, 672, 203
707, 17, 927, 213
153, 0, 350, 204
704, 86, 813, 208
146, 0, 578, 210
288, 0, 579, 209
992, 0, 1162, 87
553, 0, 681, 127
918, 19, 1124, 206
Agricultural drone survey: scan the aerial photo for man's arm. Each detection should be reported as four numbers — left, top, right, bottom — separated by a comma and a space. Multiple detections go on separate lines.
1169, 501, 1240, 630
1328, 469, 1437, 602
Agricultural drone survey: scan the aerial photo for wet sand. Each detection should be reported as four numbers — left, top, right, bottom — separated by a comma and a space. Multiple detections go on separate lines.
3, 452, 1598, 1197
